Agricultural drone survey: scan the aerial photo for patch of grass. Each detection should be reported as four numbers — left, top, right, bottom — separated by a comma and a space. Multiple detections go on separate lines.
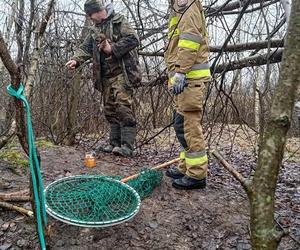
4, 139, 19, 150
0, 139, 54, 170
0, 149, 28, 168
36, 139, 55, 149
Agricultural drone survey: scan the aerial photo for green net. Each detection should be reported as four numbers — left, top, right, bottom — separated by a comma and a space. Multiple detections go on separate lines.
45, 176, 141, 227
45, 170, 163, 227
127, 169, 163, 199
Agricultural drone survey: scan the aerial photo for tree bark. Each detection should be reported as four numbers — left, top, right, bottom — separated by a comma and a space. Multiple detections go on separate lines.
24, 0, 56, 98
64, 18, 89, 146
249, 0, 300, 248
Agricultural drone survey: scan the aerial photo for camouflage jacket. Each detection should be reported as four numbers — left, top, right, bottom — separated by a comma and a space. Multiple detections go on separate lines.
71, 13, 142, 90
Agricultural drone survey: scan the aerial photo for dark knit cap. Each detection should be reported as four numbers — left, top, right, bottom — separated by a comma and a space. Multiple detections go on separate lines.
84, 0, 105, 16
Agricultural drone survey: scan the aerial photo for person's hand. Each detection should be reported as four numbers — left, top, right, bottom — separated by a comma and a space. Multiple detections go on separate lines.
171, 73, 188, 95
98, 39, 112, 55
65, 60, 77, 70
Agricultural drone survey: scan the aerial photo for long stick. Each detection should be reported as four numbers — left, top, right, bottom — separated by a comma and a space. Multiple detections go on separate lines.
210, 149, 250, 192
121, 158, 180, 183
0, 190, 30, 202
0, 201, 33, 217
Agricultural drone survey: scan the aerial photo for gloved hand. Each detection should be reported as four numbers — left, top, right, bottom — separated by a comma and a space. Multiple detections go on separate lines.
171, 73, 188, 95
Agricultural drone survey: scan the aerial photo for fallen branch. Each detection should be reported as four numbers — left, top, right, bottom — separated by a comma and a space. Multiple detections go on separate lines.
0, 190, 31, 202
139, 39, 284, 57
213, 49, 283, 74
210, 149, 251, 193
0, 201, 33, 217
206, 0, 274, 15
210, 39, 284, 53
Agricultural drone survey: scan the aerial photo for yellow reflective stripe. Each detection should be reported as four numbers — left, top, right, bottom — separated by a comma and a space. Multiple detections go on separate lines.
168, 28, 180, 39
169, 17, 178, 28
178, 39, 200, 51
186, 155, 208, 166
180, 33, 204, 44
180, 151, 185, 160
186, 69, 211, 79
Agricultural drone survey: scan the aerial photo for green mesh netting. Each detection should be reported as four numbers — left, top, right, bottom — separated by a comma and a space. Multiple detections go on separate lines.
127, 169, 163, 199
45, 176, 141, 227
45, 170, 163, 227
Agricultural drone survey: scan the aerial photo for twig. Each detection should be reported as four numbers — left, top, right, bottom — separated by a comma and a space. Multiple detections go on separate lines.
134, 121, 174, 150
121, 158, 180, 183
0, 201, 33, 217
275, 215, 300, 246
210, 149, 251, 193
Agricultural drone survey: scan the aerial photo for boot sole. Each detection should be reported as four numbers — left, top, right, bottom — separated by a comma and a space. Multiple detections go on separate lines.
99, 150, 113, 153
112, 151, 125, 157
112, 150, 132, 158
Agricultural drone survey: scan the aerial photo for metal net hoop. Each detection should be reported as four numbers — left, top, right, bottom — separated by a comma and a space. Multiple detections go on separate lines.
45, 175, 141, 227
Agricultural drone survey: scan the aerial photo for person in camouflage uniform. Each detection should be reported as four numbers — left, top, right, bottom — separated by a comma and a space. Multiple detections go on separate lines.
66, 0, 141, 157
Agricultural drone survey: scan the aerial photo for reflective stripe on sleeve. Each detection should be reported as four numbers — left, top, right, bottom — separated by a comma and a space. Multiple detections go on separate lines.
178, 39, 200, 51
169, 17, 178, 28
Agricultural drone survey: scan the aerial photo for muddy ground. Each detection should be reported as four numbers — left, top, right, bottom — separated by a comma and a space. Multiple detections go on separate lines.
0, 142, 300, 250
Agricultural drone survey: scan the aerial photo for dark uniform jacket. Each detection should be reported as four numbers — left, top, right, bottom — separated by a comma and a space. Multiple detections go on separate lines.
72, 13, 141, 91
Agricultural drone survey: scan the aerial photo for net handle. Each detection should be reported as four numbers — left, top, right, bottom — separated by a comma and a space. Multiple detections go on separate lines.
121, 158, 181, 183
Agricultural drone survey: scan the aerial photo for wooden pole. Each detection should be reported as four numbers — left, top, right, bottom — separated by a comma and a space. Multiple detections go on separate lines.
121, 158, 180, 183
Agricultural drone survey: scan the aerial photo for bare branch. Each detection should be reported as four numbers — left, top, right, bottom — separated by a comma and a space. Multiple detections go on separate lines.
0, 201, 33, 217
213, 49, 283, 74
211, 149, 251, 193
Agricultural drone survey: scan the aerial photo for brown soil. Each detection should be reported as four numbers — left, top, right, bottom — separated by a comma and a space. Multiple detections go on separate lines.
0, 143, 299, 250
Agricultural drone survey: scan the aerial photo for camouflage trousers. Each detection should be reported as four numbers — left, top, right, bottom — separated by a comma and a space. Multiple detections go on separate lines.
173, 79, 209, 180
103, 74, 136, 127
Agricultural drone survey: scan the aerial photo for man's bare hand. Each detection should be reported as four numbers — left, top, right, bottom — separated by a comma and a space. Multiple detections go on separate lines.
65, 60, 77, 70
98, 39, 112, 55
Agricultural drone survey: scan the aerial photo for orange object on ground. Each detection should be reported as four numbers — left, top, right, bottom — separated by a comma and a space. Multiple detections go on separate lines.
84, 152, 96, 168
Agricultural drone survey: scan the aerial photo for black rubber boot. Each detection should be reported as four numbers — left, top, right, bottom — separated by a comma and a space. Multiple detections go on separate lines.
112, 126, 136, 157
172, 176, 206, 190
165, 168, 185, 179
96, 124, 120, 153
98, 144, 114, 153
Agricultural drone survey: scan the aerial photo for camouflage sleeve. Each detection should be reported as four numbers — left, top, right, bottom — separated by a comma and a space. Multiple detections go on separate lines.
111, 18, 139, 59
71, 34, 93, 65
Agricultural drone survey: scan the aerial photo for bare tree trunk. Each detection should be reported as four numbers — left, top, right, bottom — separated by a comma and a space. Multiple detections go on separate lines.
0, 0, 17, 72
212, 0, 300, 248
0, 1, 55, 248
0, 32, 27, 152
254, 15, 264, 134
24, 0, 56, 98
0, 0, 19, 150
64, 18, 89, 146
280, 0, 291, 23
254, 69, 261, 131
249, 0, 300, 247
0, 121, 16, 149
64, 72, 81, 145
